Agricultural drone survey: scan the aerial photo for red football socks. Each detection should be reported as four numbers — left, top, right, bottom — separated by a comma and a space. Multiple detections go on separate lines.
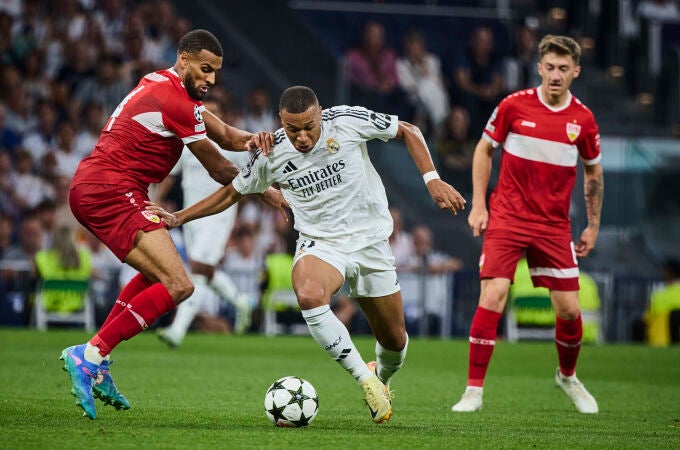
555, 314, 582, 377
91, 283, 175, 357
467, 306, 503, 387
100, 273, 154, 329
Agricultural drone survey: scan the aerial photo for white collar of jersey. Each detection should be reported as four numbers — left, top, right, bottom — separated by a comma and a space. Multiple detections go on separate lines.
536, 85, 572, 112
167, 67, 179, 78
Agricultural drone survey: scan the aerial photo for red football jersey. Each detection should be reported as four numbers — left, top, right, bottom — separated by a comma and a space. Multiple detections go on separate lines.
483, 87, 601, 234
72, 68, 206, 188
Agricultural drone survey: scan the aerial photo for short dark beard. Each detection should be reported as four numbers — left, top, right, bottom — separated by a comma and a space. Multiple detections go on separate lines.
184, 74, 205, 101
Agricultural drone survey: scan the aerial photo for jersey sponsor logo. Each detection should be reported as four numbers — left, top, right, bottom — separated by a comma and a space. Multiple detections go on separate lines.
369, 112, 392, 130
241, 149, 262, 178
141, 210, 160, 223
282, 161, 298, 174
194, 105, 203, 123
326, 137, 340, 154
566, 122, 581, 142
521, 120, 536, 128
286, 160, 346, 198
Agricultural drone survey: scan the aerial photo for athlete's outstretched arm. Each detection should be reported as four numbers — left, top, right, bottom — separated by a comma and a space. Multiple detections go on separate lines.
146, 184, 243, 228
468, 137, 495, 237
575, 162, 604, 257
394, 120, 466, 215
146, 185, 289, 228
187, 138, 240, 186
203, 109, 274, 153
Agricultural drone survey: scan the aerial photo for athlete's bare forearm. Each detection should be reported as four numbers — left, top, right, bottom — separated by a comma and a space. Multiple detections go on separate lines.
176, 185, 243, 225
470, 138, 494, 208
395, 120, 437, 174
203, 109, 252, 150
583, 163, 604, 229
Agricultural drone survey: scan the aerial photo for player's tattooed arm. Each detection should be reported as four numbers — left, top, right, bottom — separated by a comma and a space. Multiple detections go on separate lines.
575, 162, 603, 258
584, 163, 604, 230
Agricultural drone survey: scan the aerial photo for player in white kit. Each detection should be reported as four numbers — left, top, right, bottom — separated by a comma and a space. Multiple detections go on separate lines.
155, 99, 255, 347
146, 86, 466, 423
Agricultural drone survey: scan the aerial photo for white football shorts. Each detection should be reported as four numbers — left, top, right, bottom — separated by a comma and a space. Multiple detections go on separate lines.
293, 236, 400, 298
183, 207, 238, 265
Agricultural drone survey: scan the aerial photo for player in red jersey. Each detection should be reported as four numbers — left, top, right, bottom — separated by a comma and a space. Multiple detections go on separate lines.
59, 29, 287, 420
451, 35, 604, 414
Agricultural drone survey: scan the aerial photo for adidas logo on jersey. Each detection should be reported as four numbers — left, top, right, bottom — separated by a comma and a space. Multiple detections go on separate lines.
282, 161, 298, 174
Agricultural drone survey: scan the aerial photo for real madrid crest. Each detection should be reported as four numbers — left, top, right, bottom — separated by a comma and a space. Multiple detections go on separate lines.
326, 137, 340, 154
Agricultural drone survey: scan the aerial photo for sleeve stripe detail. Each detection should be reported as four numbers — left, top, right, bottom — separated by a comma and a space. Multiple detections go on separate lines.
482, 132, 500, 148
181, 134, 206, 144
322, 108, 369, 121
274, 129, 287, 145
581, 153, 602, 166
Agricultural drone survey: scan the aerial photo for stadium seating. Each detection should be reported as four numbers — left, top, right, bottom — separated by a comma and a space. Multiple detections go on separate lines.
33, 279, 95, 332
261, 288, 307, 336
505, 295, 555, 342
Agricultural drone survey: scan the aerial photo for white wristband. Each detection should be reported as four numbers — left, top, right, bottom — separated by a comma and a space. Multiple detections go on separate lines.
422, 171, 440, 185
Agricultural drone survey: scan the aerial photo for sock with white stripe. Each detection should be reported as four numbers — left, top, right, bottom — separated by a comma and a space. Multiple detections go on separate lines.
92, 283, 175, 356
555, 314, 583, 377
84, 343, 105, 365
467, 306, 502, 387
302, 305, 371, 383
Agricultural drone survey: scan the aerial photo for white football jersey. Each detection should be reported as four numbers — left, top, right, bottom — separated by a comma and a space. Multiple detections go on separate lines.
171, 140, 252, 206
233, 106, 398, 252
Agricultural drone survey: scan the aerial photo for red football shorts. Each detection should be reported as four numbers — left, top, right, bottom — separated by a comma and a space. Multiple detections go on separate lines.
479, 227, 579, 291
70, 183, 166, 261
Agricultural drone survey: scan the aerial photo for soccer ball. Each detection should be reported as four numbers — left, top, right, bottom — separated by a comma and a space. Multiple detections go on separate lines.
264, 376, 319, 427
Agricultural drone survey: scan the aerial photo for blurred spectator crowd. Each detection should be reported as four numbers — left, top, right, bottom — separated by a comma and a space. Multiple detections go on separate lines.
0, 0, 283, 327
343, 18, 547, 198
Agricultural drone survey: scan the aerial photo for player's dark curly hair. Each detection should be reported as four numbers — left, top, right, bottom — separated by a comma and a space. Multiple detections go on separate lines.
279, 86, 319, 113
178, 29, 223, 57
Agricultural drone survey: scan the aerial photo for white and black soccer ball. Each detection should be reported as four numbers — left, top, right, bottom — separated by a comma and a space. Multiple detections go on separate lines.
264, 376, 319, 427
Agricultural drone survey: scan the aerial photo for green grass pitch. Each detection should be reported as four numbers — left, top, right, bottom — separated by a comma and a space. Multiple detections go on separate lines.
1, 328, 679, 449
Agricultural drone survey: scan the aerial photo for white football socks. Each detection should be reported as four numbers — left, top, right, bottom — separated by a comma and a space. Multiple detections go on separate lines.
164, 274, 207, 342
84, 343, 105, 365
209, 270, 239, 305
302, 304, 372, 383
375, 332, 408, 386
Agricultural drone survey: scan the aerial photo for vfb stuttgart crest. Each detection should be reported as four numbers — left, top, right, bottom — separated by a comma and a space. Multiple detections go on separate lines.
566, 122, 581, 142
141, 210, 160, 223
326, 137, 340, 154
